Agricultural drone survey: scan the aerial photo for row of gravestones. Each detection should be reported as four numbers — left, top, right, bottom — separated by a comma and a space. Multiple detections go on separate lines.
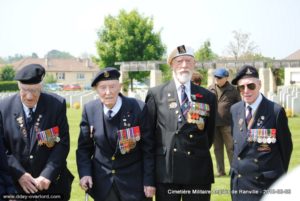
268, 86, 300, 117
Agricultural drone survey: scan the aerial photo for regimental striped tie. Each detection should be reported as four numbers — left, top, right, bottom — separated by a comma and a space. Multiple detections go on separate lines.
246, 106, 252, 126
180, 85, 189, 118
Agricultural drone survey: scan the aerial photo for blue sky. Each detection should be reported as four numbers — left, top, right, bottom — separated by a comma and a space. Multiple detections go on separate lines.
0, 0, 299, 59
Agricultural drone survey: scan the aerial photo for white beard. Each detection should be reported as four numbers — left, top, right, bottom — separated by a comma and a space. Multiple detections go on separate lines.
173, 71, 192, 84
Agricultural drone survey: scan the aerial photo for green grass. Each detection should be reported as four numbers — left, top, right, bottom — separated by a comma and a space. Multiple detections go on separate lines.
66, 108, 300, 201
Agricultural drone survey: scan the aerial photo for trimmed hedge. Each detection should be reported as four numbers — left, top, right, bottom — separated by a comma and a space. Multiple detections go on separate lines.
0, 81, 18, 92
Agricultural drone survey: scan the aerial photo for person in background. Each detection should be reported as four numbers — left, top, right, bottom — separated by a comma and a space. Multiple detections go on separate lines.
76, 67, 155, 201
191, 71, 203, 86
0, 64, 73, 200
230, 65, 293, 201
208, 68, 240, 177
146, 45, 216, 201
0, 133, 16, 201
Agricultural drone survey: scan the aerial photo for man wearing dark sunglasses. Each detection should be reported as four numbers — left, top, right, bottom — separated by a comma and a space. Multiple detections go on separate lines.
230, 65, 293, 201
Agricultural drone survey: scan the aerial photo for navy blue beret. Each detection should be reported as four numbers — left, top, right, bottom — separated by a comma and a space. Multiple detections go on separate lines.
214, 68, 229, 78
14, 64, 45, 84
231, 65, 259, 85
91, 67, 120, 87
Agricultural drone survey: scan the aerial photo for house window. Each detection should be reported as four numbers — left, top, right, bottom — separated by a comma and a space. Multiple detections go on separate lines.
56, 72, 65, 80
77, 73, 85, 80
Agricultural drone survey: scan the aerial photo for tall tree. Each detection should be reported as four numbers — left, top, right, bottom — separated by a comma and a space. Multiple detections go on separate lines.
46, 50, 74, 59
195, 40, 218, 61
31, 52, 39, 58
226, 30, 257, 60
96, 9, 166, 88
0, 65, 15, 81
194, 40, 218, 86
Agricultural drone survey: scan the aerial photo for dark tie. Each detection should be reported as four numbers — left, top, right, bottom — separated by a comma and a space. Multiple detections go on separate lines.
180, 85, 189, 117
246, 106, 252, 125
107, 110, 113, 120
27, 108, 34, 128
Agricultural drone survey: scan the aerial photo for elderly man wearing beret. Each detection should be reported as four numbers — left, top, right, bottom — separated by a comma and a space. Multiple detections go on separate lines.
0, 64, 74, 200
76, 67, 155, 201
230, 65, 293, 201
145, 45, 216, 201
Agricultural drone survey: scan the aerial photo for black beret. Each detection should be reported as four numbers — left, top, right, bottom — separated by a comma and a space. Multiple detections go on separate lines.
14, 64, 45, 84
231, 65, 259, 85
91, 67, 120, 87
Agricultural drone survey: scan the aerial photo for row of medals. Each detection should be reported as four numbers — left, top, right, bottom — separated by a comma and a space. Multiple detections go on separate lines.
247, 129, 276, 144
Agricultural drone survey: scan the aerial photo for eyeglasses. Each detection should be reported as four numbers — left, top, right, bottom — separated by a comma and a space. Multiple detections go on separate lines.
214, 76, 223, 79
237, 83, 256, 91
173, 58, 194, 65
20, 88, 41, 96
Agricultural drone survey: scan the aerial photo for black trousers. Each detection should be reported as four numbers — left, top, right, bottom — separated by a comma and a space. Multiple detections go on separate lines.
104, 182, 152, 201
156, 183, 211, 201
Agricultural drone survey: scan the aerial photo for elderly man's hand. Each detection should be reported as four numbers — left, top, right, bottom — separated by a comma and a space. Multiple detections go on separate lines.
80, 176, 93, 191
35, 176, 51, 191
18, 173, 38, 194
144, 186, 156, 198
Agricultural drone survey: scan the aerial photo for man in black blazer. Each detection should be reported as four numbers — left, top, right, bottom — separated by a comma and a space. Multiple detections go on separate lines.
0, 132, 16, 200
230, 65, 293, 201
76, 67, 155, 201
0, 64, 73, 200
146, 45, 216, 201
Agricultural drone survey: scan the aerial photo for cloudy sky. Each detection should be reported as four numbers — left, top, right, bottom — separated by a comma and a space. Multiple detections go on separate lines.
0, 0, 299, 59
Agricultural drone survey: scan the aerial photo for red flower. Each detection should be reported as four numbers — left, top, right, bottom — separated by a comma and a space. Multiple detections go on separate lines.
195, 93, 203, 98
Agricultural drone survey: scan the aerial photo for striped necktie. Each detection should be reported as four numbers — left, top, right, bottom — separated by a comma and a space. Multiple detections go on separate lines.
246, 106, 252, 125
107, 110, 113, 120
180, 85, 189, 117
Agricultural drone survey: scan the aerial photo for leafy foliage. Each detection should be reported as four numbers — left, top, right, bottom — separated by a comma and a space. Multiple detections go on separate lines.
46, 50, 75, 59
0, 65, 15, 81
44, 74, 57, 83
96, 9, 166, 84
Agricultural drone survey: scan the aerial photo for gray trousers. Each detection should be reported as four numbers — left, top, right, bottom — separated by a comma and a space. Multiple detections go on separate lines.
213, 125, 233, 174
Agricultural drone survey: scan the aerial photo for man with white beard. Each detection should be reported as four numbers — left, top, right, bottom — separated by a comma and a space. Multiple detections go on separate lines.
146, 45, 217, 201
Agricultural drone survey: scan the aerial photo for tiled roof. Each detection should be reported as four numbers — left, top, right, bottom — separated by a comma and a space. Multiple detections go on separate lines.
11, 58, 100, 72
284, 49, 300, 60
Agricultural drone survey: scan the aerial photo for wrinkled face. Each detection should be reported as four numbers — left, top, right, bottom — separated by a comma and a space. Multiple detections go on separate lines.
214, 76, 227, 87
171, 55, 195, 84
95, 80, 121, 109
18, 82, 42, 108
237, 77, 261, 104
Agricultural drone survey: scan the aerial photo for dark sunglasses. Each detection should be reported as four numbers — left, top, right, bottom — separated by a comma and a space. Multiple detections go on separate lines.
237, 83, 256, 91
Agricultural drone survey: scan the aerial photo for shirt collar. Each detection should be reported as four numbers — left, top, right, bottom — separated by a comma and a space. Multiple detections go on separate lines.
103, 96, 122, 117
22, 103, 36, 117
245, 93, 263, 113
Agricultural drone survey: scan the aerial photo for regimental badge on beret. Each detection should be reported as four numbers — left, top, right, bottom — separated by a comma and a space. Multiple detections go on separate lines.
104, 71, 109, 78
246, 68, 252, 75
177, 45, 187, 54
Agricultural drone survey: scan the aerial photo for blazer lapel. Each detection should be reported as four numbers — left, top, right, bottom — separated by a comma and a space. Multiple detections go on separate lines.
166, 80, 182, 130
30, 94, 46, 152
236, 102, 249, 155
13, 95, 28, 143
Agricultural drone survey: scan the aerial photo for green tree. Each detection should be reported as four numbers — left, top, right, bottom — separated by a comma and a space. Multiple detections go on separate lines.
44, 74, 57, 83
0, 65, 15, 81
31, 52, 39, 58
194, 40, 218, 86
46, 50, 74, 59
96, 9, 166, 88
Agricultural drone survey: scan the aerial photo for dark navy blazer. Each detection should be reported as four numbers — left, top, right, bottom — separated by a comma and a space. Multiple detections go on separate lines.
230, 95, 293, 201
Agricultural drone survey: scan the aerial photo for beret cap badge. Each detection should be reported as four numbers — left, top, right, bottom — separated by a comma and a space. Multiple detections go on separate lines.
177, 45, 187, 54
104, 71, 110, 78
246, 68, 253, 75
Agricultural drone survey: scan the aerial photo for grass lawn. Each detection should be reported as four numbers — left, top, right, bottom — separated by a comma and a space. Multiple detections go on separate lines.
66, 108, 300, 201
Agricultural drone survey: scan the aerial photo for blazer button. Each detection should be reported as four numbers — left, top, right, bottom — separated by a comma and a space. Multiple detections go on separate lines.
111, 156, 115, 161
237, 174, 242, 178
112, 170, 116, 174
237, 157, 241, 160
254, 159, 258, 163
189, 134, 193, 138
29, 155, 34, 159
175, 131, 178, 135
187, 151, 191, 155
173, 148, 177, 152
